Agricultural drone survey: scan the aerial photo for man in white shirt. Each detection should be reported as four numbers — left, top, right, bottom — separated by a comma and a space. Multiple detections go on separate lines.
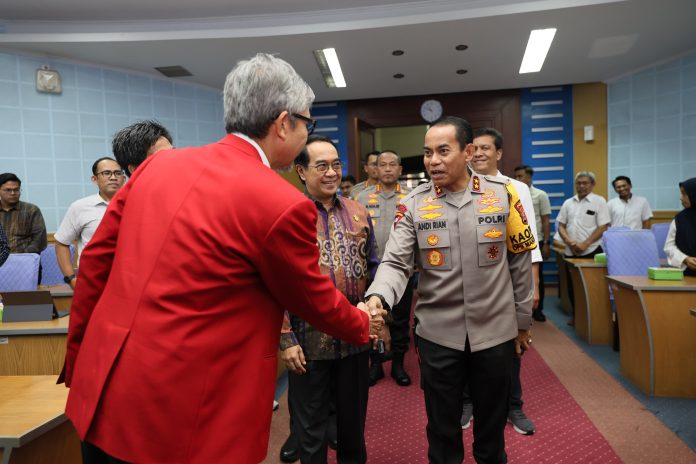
54, 157, 126, 288
607, 175, 653, 229
514, 165, 552, 322
465, 127, 541, 436
557, 171, 610, 325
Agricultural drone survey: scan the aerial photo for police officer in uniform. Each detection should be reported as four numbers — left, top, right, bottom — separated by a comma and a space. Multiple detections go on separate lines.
365, 117, 535, 464
356, 150, 413, 387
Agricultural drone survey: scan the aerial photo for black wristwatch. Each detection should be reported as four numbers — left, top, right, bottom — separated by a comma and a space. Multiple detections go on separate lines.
63, 274, 76, 284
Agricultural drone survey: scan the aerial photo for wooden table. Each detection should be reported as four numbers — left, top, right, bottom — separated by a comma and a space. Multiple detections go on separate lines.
0, 376, 80, 464
553, 246, 572, 314
0, 317, 69, 376
565, 258, 612, 345
607, 276, 696, 398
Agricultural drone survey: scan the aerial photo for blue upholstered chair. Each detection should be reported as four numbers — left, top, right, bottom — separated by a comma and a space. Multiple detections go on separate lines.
651, 222, 670, 261
604, 229, 660, 277
39, 244, 75, 285
0, 253, 40, 291
603, 229, 660, 351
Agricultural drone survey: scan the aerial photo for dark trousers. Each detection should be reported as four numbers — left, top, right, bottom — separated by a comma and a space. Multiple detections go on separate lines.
509, 356, 523, 410
81, 442, 129, 464
566, 246, 603, 315
288, 351, 370, 464
418, 337, 514, 464
537, 261, 545, 311
391, 274, 416, 354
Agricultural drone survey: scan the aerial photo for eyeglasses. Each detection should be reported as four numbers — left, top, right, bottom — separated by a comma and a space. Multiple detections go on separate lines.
308, 160, 343, 173
292, 113, 317, 136
96, 170, 125, 178
0, 188, 21, 194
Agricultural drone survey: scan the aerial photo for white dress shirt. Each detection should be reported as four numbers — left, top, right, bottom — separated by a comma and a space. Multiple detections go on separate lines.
607, 195, 652, 230
556, 193, 611, 256
664, 220, 688, 270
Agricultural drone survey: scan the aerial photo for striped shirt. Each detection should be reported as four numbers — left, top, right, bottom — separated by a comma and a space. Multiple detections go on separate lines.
0, 201, 47, 253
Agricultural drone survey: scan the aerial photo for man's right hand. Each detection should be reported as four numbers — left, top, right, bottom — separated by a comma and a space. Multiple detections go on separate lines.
281, 345, 306, 375
358, 299, 387, 340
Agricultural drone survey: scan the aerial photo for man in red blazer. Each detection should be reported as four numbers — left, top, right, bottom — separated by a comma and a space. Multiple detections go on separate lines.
61, 53, 383, 464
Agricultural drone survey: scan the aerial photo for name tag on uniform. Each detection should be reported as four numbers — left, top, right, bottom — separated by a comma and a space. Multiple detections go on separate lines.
416, 220, 447, 231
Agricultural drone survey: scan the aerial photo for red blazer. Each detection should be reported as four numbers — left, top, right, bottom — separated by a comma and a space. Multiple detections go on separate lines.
62, 135, 370, 463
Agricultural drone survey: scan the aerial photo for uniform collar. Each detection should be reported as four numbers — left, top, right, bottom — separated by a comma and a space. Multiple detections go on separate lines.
376, 183, 401, 194
305, 190, 342, 210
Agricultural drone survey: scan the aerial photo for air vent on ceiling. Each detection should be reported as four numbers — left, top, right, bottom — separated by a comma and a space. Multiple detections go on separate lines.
154, 66, 193, 78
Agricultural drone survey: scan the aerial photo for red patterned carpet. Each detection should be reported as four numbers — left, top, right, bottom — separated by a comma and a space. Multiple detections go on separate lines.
325, 345, 622, 463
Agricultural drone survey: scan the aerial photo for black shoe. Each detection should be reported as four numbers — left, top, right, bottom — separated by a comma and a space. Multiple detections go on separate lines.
280, 433, 299, 463
390, 353, 411, 386
532, 310, 546, 322
369, 361, 384, 386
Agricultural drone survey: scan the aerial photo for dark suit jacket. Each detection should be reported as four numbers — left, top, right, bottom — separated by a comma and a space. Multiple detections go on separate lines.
62, 135, 370, 463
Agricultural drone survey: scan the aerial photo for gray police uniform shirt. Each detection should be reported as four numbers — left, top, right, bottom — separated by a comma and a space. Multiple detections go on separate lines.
367, 174, 534, 353
355, 183, 410, 260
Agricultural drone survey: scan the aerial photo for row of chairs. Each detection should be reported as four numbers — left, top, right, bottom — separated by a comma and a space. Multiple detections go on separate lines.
0, 245, 75, 292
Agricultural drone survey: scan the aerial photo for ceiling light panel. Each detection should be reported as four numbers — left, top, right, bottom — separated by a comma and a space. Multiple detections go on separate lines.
313, 47, 346, 88
519, 28, 557, 74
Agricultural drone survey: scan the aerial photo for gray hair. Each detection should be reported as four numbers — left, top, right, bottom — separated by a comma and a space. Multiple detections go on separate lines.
223, 53, 315, 139
575, 171, 596, 183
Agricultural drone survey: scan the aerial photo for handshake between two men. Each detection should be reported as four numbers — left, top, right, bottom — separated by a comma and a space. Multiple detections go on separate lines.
281, 300, 388, 375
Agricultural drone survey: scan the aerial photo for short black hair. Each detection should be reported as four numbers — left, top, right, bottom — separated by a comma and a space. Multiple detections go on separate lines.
514, 165, 534, 177
363, 150, 380, 165
342, 174, 357, 184
294, 135, 338, 168
612, 175, 632, 188
91, 157, 120, 175
112, 120, 173, 177
378, 150, 401, 164
0, 173, 21, 188
473, 127, 503, 150
430, 116, 473, 150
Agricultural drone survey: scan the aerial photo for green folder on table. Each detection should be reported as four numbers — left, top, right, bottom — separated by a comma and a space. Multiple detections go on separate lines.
647, 267, 684, 280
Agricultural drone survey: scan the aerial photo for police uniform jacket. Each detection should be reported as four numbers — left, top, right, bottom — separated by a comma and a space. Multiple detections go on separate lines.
367, 173, 534, 353
356, 183, 410, 260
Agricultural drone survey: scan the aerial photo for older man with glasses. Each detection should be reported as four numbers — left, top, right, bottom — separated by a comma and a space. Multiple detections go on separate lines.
0, 172, 47, 254
53, 157, 126, 288
61, 53, 384, 464
280, 134, 379, 464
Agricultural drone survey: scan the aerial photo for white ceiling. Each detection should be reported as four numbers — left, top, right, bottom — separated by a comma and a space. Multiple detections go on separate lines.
1, 0, 695, 101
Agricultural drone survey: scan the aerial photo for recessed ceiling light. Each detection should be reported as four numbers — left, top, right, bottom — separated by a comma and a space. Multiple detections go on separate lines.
455, 45, 468, 51
519, 28, 557, 74
456, 69, 468, 75
313, 47, 347, 88
392, 50, 404, 56
393, 73, 405, 79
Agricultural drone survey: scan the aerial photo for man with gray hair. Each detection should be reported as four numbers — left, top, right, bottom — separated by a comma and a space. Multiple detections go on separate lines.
557, 171, 610, 325
61, 53, 384, 464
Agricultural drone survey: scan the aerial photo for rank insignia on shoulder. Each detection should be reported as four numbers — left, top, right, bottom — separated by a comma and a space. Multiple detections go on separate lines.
487, 245, 500, 260
420, 212, 443, 220
418, 204, 443, 212
434, 185, 444, 197
479, 205, 504, 214
427, 234, 440, 246
472, 176, 480, 192
427, 249, 444, 266
483, 228, 503, 239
